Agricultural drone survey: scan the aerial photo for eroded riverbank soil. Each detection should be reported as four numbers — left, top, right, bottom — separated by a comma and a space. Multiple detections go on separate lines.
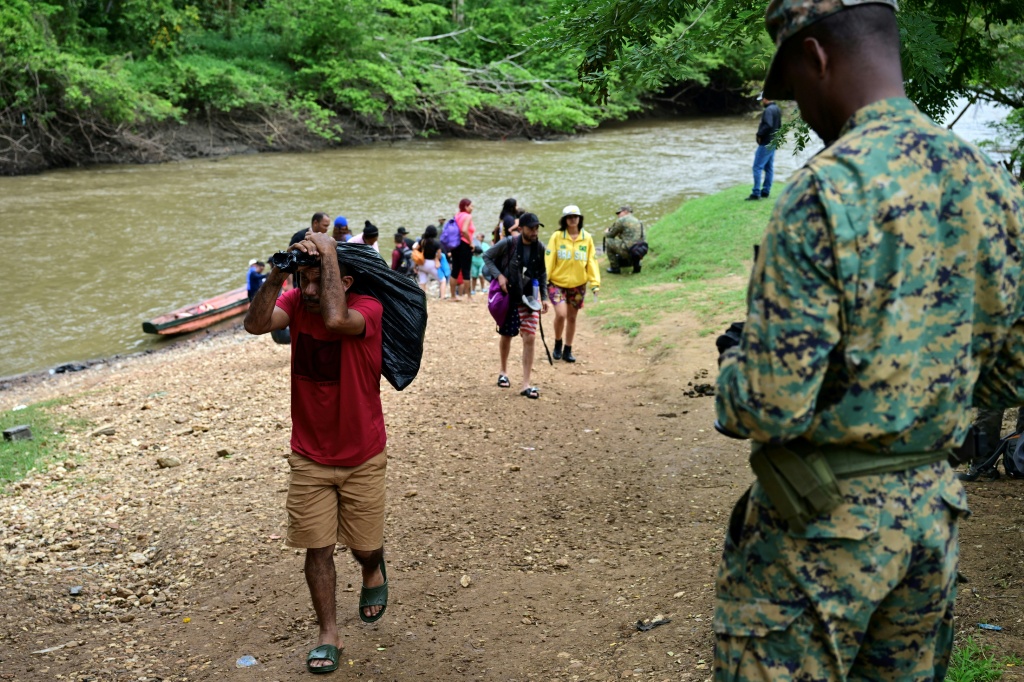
1, 109, 557, 176
0, 297, 1021, 681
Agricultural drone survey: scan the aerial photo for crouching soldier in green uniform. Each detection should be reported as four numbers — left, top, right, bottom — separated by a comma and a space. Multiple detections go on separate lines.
604, 205, 642, 274
713, 1, 1024, 680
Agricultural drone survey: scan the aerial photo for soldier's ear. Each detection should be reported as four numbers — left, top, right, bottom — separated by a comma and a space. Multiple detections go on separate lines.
801, 36, 830, 81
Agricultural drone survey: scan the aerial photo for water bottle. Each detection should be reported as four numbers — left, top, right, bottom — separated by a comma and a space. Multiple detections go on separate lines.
236, 655, 258, 668
531, 279, 540, 303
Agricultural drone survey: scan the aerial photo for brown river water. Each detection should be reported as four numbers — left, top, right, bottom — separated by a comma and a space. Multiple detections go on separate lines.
0, 106, 1006, 378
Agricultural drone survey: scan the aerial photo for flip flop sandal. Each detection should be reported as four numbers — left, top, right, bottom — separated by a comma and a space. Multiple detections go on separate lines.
520, 387, 539, 399
359, 558, 388, 623
497, 374, 511, 388
306, 644, 340, 674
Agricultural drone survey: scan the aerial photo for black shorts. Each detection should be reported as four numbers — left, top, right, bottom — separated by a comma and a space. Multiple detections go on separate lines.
451, 242, 473, 282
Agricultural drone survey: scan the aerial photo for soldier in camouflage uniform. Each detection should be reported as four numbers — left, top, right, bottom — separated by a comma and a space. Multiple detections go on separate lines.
713, 1, 1024, 680
604, 205, 642, 273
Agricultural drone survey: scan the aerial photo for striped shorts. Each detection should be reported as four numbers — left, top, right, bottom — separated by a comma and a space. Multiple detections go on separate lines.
498, 304, 540, 337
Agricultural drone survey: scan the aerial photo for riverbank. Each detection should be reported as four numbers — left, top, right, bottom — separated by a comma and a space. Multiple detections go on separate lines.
587, 184, 774, 342
1, 107, 571, 176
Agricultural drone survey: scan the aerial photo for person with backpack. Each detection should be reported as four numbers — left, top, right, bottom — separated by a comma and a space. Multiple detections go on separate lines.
482, 212, 549, 399
545, 205, 600, 363
390, 233, 415, 277
412, 225, 445, 298
442, 198, 476, 300
604, 206, 645, 274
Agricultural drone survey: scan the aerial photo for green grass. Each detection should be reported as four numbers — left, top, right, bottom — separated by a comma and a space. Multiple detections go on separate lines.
0, 399, 86, 485
947, 637, 1022, 681
590, 185, 775, 338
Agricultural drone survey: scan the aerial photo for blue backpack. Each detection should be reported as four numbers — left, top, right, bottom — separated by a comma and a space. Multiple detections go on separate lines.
440, 217, 462, 251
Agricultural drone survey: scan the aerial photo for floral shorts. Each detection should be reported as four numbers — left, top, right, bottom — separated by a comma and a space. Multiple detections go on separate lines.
547, 283, 587, 310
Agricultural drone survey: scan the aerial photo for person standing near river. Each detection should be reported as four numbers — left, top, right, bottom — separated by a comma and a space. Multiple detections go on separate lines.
243, 233, 390, 674
451, 198, 476, 300
332, 216, 352, 243
483, 212, 549, 399
713, 1, 1024, 680
494, 198, 520, 242
349, 221, 381, 255
604, 206, 642, 274
413, 225, 444, 296
246, 259, 266, 302
545, 205, 600, 363
290, 212, 331, 247
746, 94, 782, 201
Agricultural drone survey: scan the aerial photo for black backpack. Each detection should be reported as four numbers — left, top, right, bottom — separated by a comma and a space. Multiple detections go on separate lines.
954, 427, 1024, 479
396, 246, 415, 276
629, 222, 649, 262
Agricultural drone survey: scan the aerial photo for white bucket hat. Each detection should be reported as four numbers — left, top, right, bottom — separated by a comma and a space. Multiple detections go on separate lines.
561, 205, 582, 217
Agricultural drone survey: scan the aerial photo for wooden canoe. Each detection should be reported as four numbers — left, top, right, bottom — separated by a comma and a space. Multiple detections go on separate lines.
142, 287, 250, 335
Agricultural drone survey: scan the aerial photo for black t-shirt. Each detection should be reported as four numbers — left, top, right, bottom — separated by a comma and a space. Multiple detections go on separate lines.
421, 238, 441, 260
497, 213, 517, 240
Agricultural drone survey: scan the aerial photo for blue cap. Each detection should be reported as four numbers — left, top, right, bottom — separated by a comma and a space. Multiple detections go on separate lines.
334, 216, 348, 228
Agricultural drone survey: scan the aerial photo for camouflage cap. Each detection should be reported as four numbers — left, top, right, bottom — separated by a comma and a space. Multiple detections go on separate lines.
762, 0, 897, 100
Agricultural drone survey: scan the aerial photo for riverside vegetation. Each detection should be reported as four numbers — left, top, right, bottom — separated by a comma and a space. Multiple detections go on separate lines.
0, 0, 766, 174
4, 2, 1021, 176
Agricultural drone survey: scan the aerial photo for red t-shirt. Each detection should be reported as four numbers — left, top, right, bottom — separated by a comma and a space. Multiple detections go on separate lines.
276, 287, 387, 466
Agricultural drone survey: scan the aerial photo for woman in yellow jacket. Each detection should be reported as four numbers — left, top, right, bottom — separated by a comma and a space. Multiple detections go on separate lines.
544, 205, 601, 363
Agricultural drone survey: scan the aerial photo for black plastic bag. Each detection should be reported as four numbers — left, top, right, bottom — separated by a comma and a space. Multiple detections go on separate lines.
336, 243, 427, 391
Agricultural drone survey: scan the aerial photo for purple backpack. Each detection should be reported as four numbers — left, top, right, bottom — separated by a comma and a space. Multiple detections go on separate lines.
440, 217, 462, 251
487, 278, 510, 325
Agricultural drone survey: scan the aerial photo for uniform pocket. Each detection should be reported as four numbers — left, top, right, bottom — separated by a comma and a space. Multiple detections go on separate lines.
713, 598, 807, 682
938, 477, 970, 520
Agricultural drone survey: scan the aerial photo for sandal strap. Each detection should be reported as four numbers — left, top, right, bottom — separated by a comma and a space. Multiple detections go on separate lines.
308, 644, 339, 661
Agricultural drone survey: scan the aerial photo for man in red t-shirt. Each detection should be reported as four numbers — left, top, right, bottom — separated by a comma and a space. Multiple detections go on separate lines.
244, 232, 388, 674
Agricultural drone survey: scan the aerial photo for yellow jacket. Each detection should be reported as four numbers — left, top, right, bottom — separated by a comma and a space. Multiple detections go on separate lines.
545, 228, 601, 290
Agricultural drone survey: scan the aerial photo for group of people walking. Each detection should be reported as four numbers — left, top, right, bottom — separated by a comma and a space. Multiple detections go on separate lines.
260, 199, 646, 400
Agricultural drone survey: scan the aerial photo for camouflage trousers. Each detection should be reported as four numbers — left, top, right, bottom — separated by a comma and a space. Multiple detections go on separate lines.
713, 461, 969, 682
605, 238, 632, 266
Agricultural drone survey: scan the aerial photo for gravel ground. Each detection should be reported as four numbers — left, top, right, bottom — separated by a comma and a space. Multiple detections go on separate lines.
0, 295, 1021, 681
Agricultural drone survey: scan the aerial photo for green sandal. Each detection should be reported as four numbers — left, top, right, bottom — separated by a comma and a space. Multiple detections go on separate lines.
358, 557, 388, 623
306, 644, 340, 674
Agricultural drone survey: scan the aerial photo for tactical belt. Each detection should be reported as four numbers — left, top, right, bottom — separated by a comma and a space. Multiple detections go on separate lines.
749, 440, 950, 533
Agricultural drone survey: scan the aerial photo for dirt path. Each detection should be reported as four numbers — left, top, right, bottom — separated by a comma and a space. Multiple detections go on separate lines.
0, 295, 1021, 681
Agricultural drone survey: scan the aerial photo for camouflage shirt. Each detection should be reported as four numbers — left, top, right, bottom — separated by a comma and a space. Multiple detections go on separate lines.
606, 214, 642, 243
716, 98, 1024, 452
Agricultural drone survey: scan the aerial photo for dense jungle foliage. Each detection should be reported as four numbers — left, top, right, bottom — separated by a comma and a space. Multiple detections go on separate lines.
0, 0, 763, 173
2, 1, 1021, 175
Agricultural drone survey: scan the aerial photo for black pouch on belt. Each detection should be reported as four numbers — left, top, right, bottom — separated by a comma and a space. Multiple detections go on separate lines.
749, 441, 843, 534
